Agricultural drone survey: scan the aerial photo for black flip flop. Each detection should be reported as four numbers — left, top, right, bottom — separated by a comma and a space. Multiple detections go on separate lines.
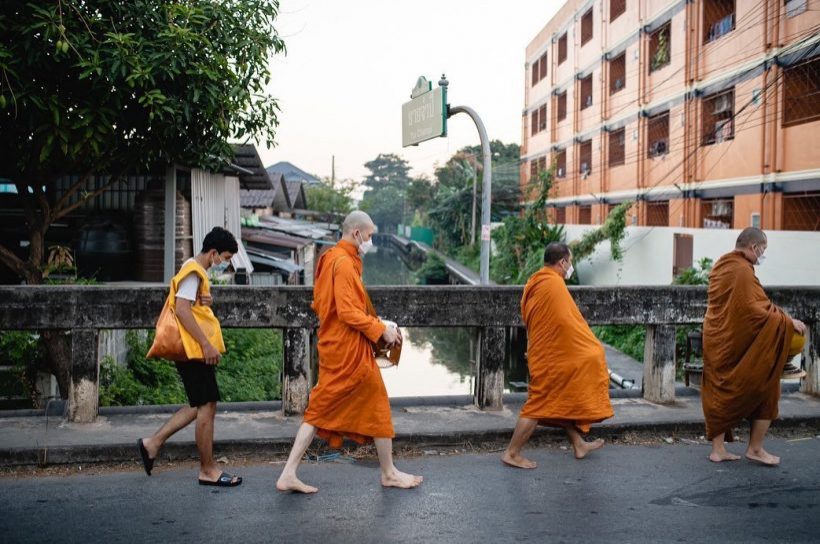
137, 438, 154, 476
198, 472, 243, 487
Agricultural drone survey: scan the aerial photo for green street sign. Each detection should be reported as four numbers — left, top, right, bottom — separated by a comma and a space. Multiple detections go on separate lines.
402, 76, 447, 147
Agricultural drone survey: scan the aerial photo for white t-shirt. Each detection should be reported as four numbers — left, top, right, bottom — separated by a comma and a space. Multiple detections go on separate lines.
175, 259, 200, 302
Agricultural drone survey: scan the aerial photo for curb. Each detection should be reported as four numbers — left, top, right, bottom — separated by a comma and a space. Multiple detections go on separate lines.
3, 413, 818, 467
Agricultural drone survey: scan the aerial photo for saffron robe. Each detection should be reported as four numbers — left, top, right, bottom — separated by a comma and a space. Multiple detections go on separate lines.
702, 251, 796, 440
303, 240, 392, 447
519, 267, 613, 432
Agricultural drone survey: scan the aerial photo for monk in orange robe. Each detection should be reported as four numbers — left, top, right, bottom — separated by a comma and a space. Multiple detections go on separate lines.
702, 227, 807, 466
502, 242, 614, 469
276, 211, 422, 493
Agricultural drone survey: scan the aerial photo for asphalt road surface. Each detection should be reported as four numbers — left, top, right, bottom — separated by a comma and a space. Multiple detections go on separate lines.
2, 438, 819, 543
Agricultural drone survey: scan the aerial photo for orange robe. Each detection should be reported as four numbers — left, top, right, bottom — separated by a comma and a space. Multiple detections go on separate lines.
702, 251, 795, 440
303, 240, 391, 447
519, 267, 613, 432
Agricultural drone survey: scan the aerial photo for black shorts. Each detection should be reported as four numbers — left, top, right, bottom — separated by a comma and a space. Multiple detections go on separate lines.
175, 361, 220, 407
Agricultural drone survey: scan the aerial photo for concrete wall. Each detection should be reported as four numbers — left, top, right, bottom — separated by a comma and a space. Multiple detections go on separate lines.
564, 225, 820, 286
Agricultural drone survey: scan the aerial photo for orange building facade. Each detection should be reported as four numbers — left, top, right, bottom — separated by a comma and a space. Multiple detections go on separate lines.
521, 0, 820, 230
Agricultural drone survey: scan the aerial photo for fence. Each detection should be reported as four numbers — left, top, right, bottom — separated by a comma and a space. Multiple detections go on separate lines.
0, 285, 818, 422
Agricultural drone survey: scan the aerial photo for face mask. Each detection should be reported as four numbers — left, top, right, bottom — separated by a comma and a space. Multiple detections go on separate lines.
754, 246, 766, 266
564, 263, 574, 280
211, 253, 230, 273
355, 232, 374, 256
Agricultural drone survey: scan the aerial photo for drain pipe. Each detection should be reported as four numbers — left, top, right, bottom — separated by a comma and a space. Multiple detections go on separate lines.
609, 368, 636, 389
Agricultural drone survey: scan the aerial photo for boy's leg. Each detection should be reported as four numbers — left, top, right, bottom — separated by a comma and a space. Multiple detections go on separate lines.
141, 405, 197, 459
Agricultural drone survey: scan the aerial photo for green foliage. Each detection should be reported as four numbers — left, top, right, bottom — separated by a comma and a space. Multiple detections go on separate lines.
99, 329, 283, 406
591, 325, 646, 362
305, 179, 353, 216
673, 257, 713, 285
414, 253, 450, 285
0, 331, 42, 407
360, 185, 404, 232
363, 153, 412, 191
570, 202, 630, 262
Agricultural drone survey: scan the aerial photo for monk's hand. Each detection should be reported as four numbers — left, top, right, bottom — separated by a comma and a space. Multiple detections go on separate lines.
202, 342, 221, 365
793, 319, 807, 335
198, 293, 213, 307
382, 324, 399, 346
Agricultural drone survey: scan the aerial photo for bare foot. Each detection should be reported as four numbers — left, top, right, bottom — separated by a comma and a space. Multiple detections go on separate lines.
572, 438, 605, 460
276, 473, 319, 494
745, 449, 780, 467
708, 450, 741, 463
501, 451, 537, 469
381, 469, 423, 489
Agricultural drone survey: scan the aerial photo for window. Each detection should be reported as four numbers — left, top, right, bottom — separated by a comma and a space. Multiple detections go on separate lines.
646, 201, 669, 226
530, 160, 538, 181
558, 33, 567, 64
578, 140, 592, 175
783, 191, 820, 230
704, 0, 735, 44
580, 75, 593, 110
647, 112, 670, 158
611, 0, 626, 21
581, 9, 593, 46
701, 198, 733, 228
538, 156, 547, 174
531, 53, 548, 86
531, 110, 538, 136
649, 22, 671, 73
609, 53, 626, 94
578, 205, 592, 224
557, 91, 568, 121
609, 128, 625, 166
555, 207, 567, 223
702, 89, 734, 145
538, 104, 547, 132
555, 149, 567, 178
783, 56, 820, 127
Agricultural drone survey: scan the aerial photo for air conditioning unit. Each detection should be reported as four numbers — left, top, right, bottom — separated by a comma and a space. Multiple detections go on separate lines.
557, 167, 565, 177
580, 162, 591, 177
585, 95, 593, 107
714, 119, 732, 142
650, 139, 668, 156
614, 78, 624, 90
712, 94, 732, 114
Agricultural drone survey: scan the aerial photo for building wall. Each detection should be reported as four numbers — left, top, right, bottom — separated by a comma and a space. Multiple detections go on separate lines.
564, 224, 820, 286
523, 0, 820, 231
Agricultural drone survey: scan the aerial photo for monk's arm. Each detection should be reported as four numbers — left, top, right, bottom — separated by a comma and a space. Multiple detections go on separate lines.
334, 260, 386, 343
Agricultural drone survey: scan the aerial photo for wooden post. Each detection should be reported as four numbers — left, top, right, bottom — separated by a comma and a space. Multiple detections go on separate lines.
474, 326, 505, 411
642, 325, 676, 404
67, 329, 100, 423
800, 321, 819, 396
282, 328, 312, 416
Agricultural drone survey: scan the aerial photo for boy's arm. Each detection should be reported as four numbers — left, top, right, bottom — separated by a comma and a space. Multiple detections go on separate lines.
176, 299, 221, 365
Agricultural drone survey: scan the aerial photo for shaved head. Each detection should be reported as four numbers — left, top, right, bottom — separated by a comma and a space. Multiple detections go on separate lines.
342, 210, 375, 235
735, 227, 767, 249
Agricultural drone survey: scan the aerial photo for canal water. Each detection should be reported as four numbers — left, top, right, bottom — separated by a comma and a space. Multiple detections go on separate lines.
362, 244, 526, 398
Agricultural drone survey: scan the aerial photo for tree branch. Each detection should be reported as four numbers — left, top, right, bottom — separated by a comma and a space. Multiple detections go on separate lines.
0, 242, 28, 279
53, 171, 94, 216
53, 172, 125, 221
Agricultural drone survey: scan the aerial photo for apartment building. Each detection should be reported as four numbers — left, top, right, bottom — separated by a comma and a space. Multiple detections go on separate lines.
522, 0, 820, 230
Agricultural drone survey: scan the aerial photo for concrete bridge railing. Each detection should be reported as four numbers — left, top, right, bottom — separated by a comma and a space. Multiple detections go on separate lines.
1, 285, 818, 422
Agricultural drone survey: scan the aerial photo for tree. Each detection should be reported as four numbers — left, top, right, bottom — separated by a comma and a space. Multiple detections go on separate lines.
0, 0, 285, 398
305, 178, 354, 217
360, 185, 403, 232
362, 154, 412, 191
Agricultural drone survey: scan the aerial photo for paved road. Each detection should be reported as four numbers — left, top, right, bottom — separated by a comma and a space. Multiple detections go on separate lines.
2, 438, 819, 543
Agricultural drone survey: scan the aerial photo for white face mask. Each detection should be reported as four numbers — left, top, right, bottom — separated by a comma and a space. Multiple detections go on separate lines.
754, 246, 766, 266
564, 262, 574, 280
211, 253, 230, 273
355, 232, 374, 256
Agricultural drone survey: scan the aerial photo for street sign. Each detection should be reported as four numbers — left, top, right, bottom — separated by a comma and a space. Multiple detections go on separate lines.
402, 76, 447, 147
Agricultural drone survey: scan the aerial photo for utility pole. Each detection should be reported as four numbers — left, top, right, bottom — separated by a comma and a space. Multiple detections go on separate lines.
441, 76, 492, 284
469, 154, 477, 247
331, 155, 335, 188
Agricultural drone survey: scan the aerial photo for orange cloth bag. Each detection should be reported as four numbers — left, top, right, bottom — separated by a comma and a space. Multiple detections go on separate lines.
147, 260, 225, 361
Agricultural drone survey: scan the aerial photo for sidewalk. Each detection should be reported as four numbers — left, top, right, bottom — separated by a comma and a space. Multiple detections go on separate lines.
2, 390, 819, 466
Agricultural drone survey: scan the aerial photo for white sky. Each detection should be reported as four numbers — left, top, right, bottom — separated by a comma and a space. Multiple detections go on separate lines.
257, 0, 563, 183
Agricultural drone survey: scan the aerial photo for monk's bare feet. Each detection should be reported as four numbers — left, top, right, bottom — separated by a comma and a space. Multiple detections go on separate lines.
501, 451, 537, 469
572, 438, 605, 460
381, 469, 423, 489
708, 450, 741, 463
745, 448, 780, 467
276, 473, 319, 494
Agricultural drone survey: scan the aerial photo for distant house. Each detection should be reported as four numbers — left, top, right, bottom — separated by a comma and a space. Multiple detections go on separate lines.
265, 161, 320, 186
240, 173, 307, 217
